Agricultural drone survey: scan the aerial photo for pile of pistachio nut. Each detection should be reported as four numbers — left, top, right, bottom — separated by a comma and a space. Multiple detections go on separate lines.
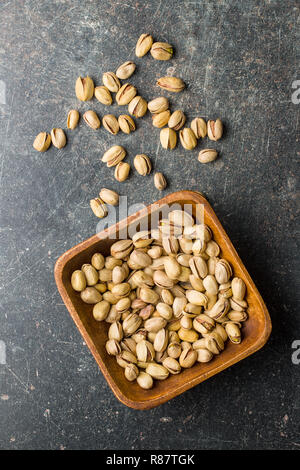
70, 209, 248, 390
32, 33, 223, 218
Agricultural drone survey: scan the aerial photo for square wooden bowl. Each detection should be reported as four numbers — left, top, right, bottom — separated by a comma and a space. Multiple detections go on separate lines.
54, 190, 271, 409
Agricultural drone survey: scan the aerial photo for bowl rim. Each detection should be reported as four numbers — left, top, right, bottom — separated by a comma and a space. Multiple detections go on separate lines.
54, 190, 272, 409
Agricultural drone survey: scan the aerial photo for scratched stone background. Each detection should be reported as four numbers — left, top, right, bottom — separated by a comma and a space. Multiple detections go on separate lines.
0, 0, 299, 450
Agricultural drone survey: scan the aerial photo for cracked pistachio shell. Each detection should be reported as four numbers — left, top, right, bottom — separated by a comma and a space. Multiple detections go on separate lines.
198, 149, 218, 163
129, 249, 152, 268
215, 259, 233, 284
136, 340, 155, 362
33, 132, 51, 152
111, 240, 133, 259
94, 85, 113, 105
207, 118, 223, 141
116, 350, 137, 368
227, 310, 248, 322
134, 154, 152, 175
93, 300, 110, 321
160, 128, 177, 149
116, 83, 137, 105
146, 363, 169, 380
111, 282, 131, 298
124, 363, 139, 381
137, 372, 153, 389
193, 314, 215, 334
152, 110, 171, 128
148, 96, 169, 114
128, 96, 147, 117
75, 76, 94, 101
102, 145, 126, 167
114, 161, 130, 182
83, 110, 100, 129
179, 128, 197, 150
214, 324, 228, 342
163, 357, 181, 374
150, 42, 173, 60
207, 297, 230, 321
132, 230, 153, 248
225, 322, 242, 344
204, 332, 224, 354
106, 339, 121, 356
102, 114, 119, 135
191, 117, 207, 138
164, 257, 181, 280
139, 287, 160, 305
80, 287, 102, 304
179, 349, 197, 368
118, 115, 136, 134
116, 61, 136, 79
99, 188, 119, 206
157, 76, 185, 92
135, 33, 153, 57
71, 270, 86, 292
108, 321, 123, 341
121, 338, 137, 354
102, 72, 121, 92
67, 110, 80, 130
189, 256, 208, 279
154, 172, 167, 190
168, 110, 186, 131
122, 313, 142, 336
115, 297, 131, 314
90, 198, 108, 218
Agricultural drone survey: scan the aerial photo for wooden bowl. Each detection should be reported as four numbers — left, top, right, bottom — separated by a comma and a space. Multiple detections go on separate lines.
54, 190, 271, 409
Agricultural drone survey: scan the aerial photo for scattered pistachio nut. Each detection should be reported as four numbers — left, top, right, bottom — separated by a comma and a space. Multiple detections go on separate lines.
116, 83, 137, 105
99, 188, 119, 206
135, 33, 153, 57
152, 110, 171, 128
148, 97, 169, 114
150, 42, 173, 60
191, 117, 207, 138
114, 162, 130, 182
67, 110, 80, 130
102, 72, 121, 93
102, 145, 126, 167
179, 128, 197, 150
33, 132, 51, 152
118, 115, 136, 134
154, 172, 167, 191
116, 61, 136, 79
157, 76, 185, 92
207, 118, 223, 141
134, 154, 152, 176
168, 110, 186, 130
90, 198, 108, 218
94, 86, 113, 105
75, 76, 94, 101
50, 128, 66, 149
160, 128, 177, 149
102, 114, 119, 135
198, 149, 218, 163
83, 110, 101, 130
128, 96, 147, 118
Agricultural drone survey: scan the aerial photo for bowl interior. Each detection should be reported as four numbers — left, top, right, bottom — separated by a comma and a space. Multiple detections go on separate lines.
56, 191, 271, 408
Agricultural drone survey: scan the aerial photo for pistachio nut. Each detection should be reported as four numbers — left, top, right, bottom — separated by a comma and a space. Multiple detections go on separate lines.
181, 341, 193, 350
214, 324, 228, 341
224, 322, 241, 344
131, 328, 148, 343
197, 148, 218, 163
230, 298, 248, 312
111, 282, 131, 298
150, 42, 173, 60
118, 115, 136, 134
185, 290, 208, 307
160, 128, 177, 149
189, 257, 208, 279
191, 117, 207, 138
122, 313, 142, 336
99, 188, 119, 206
180, 315, 193, 329
137, 371, 153, 389
121, 338, 137, 354
83, 110, 101, 130
161, 357, 180, 375
206, 240, 220, 257
197, 348, 213, 363
231, 277, 246, 301
102, 114, 119, 135
102, 145, 126, 167
173, 297, 187, 318
179, 349, 197, 368
116, 61, 136, 79
93, 300, 110, 321
124, 363, 139, 381
115, 297, 131, 314
33, 132, 51, 152
144, 317, 167, 333
134, 154, 152, 175
139, 304, 155, 320
128, 96, 147, 117
132, 231, 153, 248
167, 342, 182, 359
153, 270, 174, 289
192, 338, 207, 350
129, 250, 152, 268
102, 72, 121, 92
164, 256, 181, 280
189, 275, 205, 292
94, 85, 113, 105
203, 275, 219, 295
168, 110, 186, 131
112, 265, 127, 284
90, 198, 108, 218
215, 259, 233, 284
146, 363, 169, 380
179, 128, 197, 150
167, 319, 181, 332
136, 340, 155, 362
80, 287, 102, 304
161, 288, 174, 305
71, 270, 86, 292
227, 310, 248, 322
106, 305, 122, 323
114, 162, 130, 182
135, 33, 153, 57
193, 314, 215, 335
207, 118, 223, 141
154, 172, 167, 191
103, 291, 119, 305
177, 254, 192, 267
91, 254, 104, 271
116, 83, 137, 105
81, 263, 99, 286
148, 97, 169, 114
154, 328, 168, 352
207, 297, 230, 321
140, 287, 160, 305
205, 332, 224, 354
105, 339, 121, 356
108, 321, 123, 341
157, 76, 185, 92
67, 110, 80, 130
75, 75, 94, 101
111, 240, 133, 259
116, 350, 137, 368
178, 328, 199, 343
218, 282, 232, 299
152, 110, 171, 128
99, 268, 113, 282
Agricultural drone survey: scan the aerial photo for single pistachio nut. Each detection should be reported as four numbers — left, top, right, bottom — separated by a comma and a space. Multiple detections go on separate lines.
215, 259, 233, 284
94, 85, 113, 105
128, 96, 147, 118
122, 313, 142, 336
160, 288, 174, 305
206, 240, 220, 257
168, 110, 186, 131
192, 338, 207, 350
188, 273, 203, 292
108, 321, 123, 341
102, 145, 126, 167
90, 198, 107, 218
144, 317, 167, 333
99, 188, 119, 206
102, 72, 121, 92
155, 350, 168, 364
135, 33, 153, 57
197, 348, 213, 363
33, 132, 51, 152
102, 114, 119, 135
71, 270, 87, 292
214, 324, 228, 342
124, 363, 139, 381
205, 332, 224, 354
136, 340, 155, 362
153, 328, 168, 352
132, 230, 153, 248
178, 328, 199, 343
162, 357, 181, 374
157, 76, 185, 92
140, 287, 160, 305
116, 61, 136, 79
160, 128, 177, 149
179, 349, 197, 368
231, 277, 246, 301
150, 42, 173, 60
180, 315, 193, 329
207, 118, 223, 141
112, 265, 127, 284
81, 263, 99, 286
114, 162, 130, 182
167, 342, 182, 359
203, 275, 219, 295
106, 339, 121, 356
146, 363, 169, 380
115, 297, 131, 314
198, 149, 218, 164
230, 298, 248, 312
191, 117, 207, 138
80, 287, 102, 304
134, 154, 152, 175
75, 76, 94, 101
207, 297, 230, 321
193, 314, 215, 334
179, 128, 197, 150
148, 97, 169, 114
67, 110, 80, 130
156, 303, 173, 320
137, 371, 153, 389
118, 115, 136, 134
116, 350, 137, 368
153, 172, 167, 191
227, 310, 248, 322
129, 249, 152, 268
225, 322, 242, 344
181, 341, 192, 351
189, 257, 208, 279
139, 304, 154, 320
121, 338, 137, 354
152, 110, 171, 128
99, 268, 113, 282
111, 282, 131, 298
93, 300, 110, 321
83, 110, 100, 129
116, 83, 137, 105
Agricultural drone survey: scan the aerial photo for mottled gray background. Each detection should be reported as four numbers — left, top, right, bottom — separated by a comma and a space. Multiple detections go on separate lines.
0, 0, 299, 450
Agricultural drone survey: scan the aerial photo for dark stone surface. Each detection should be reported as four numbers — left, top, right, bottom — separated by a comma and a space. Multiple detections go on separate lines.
0, 0, 299, 450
